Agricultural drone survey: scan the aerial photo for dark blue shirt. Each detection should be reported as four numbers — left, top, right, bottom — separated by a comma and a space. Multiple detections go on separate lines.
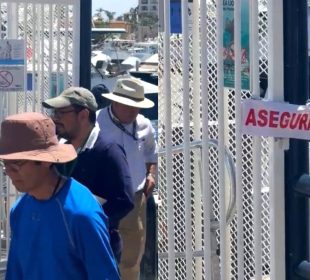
60, 132, 134, 230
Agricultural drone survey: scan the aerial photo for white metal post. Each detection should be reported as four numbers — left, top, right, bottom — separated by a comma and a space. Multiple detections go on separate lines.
192, 0, 203, 278
181, 0, 193, 278
267, 0, 286, 279
163, 0, 176, 279
233, 0, 245, 278
72, 0, 80, 86
250, 0, 263, 278
216, 0, 230, 278
199, 0, 213, 278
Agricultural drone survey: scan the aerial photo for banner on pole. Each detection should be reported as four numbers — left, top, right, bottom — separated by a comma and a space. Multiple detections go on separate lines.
223, 0, 250, 90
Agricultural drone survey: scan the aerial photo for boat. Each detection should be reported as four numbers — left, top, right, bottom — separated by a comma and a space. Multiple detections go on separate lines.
91, 33, 158, 94
91, 51, 139, 90
130, 53, 158, 85
127, 41, 158, 62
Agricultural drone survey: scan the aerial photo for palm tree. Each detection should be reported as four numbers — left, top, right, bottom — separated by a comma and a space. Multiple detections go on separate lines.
139, 12, 158, 28
95, 8, 104, 21
93, 8, 116, 27
137, 12, 158, 40
125, 7, 139, 32
103, 10, 116, 22
93, 8, 106, 27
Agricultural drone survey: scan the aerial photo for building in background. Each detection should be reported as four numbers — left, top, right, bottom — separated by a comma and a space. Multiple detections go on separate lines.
137, 0, 158, 41
107, 21, 133, 35
139, 0, 158, 13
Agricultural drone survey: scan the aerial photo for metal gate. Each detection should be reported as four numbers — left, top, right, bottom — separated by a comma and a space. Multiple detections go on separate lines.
0, 0, 81, 268
157, 0, 285, 279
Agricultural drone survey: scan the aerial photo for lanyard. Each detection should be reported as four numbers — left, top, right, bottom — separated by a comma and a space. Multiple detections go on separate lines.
108, 107, 138, 141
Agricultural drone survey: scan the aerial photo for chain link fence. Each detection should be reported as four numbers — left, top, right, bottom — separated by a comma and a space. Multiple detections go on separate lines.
157, 0, 271, 279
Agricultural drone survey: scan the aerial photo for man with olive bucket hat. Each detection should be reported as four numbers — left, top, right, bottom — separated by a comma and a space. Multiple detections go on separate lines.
0, 112, 120, 280
42, 86, 134, 263
97, 78, 158, 280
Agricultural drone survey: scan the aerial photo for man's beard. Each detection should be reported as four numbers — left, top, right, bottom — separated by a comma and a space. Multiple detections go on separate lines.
56, 126, 70, 141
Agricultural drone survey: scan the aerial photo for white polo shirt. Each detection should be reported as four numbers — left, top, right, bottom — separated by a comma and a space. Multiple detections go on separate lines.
97, 106, 157, 192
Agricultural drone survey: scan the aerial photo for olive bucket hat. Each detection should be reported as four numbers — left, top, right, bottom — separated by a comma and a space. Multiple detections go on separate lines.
42, 87, 98, 112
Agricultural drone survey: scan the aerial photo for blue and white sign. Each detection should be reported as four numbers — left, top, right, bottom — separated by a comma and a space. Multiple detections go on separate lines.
0, 66, 24, 91
0, 39, 25, 91
0, 39, 24, 65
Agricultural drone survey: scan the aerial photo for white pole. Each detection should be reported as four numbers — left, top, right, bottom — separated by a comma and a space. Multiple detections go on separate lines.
200, 0, 213, 278
32, 3, 37, 112
267, 0, 286, 279
181, 0, 193, 278
7, 2, 18, 115
48, 4, 54, 97
250, 0, 263, 278
233, 0, 245, 278
72, 0, 80, 86
64, 2, 69, 88
192, 0, 203, 278
163, 0, 176, 278
216, 0, 229, 278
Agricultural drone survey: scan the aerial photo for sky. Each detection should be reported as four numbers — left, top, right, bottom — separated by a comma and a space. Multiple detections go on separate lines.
92, 0, 138, 17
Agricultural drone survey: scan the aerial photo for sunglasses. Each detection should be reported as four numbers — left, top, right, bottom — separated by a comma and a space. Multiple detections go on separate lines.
50, 106, 87, 118
0, 160, 28, 172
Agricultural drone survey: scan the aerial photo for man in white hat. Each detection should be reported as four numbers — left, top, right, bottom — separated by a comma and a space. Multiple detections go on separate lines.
0, 112, 120, 279
97, 77, 157, 280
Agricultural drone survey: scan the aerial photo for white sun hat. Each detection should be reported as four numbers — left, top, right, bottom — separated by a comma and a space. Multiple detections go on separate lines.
101, 77, 155, 108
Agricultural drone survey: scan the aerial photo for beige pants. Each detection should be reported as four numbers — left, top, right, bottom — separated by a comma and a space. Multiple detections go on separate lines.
119, 191, 147, 280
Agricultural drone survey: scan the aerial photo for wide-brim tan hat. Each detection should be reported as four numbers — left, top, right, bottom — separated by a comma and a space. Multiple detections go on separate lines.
0, 112, 77, 163
102, 78, 155, 108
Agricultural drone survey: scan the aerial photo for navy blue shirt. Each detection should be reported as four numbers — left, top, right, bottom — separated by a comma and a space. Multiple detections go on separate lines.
59, 132, 134, 230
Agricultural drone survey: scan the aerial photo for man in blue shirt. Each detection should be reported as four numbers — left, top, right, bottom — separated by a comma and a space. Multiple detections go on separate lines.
42, 87, 134, 262
97, 78, 157, 280
0, 112, 120, 279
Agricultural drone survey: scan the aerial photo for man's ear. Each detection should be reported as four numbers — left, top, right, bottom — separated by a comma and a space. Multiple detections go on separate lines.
78, 108, 90, 122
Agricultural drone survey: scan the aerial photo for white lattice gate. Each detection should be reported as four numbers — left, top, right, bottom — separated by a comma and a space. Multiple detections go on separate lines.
157, 0, 285, 279
0, 0, 80, 269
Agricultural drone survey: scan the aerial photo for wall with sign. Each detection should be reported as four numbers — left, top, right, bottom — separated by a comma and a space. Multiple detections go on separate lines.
0, 39, 24, 91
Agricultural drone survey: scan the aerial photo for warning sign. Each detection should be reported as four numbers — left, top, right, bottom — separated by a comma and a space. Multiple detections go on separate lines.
0, 70, 13, 87
0, 66, 24, 91
0, 39, 25, 92
242, 99, 310, 140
